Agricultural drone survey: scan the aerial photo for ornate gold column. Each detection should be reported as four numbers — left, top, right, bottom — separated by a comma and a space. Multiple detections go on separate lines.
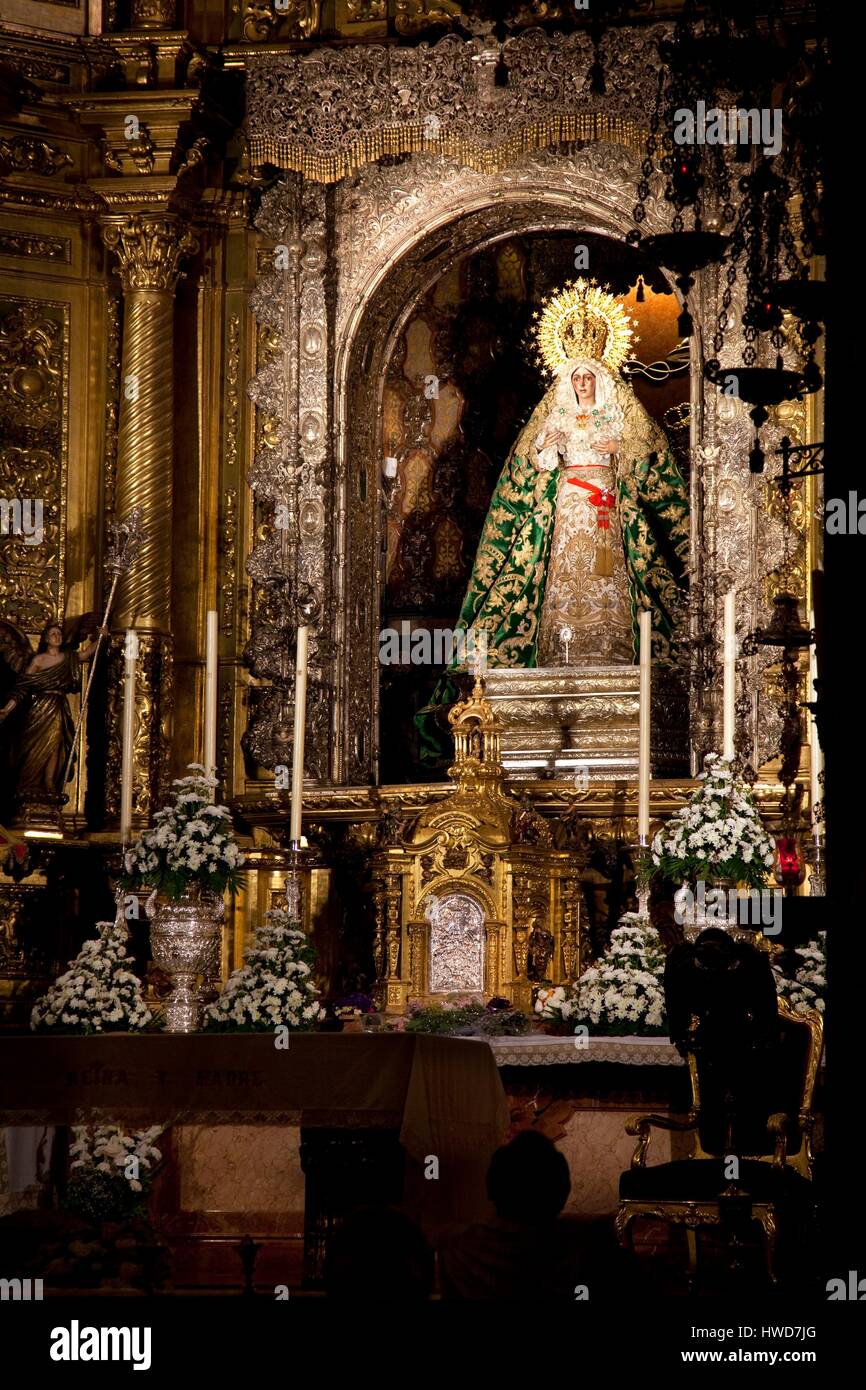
372, 880, 387, 988
101, 212, 197, 817
383, 869, 408, 1013
560, 874, 582, 981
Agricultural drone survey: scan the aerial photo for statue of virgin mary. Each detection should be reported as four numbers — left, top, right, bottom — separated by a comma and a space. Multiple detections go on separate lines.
417, 279, 690, 765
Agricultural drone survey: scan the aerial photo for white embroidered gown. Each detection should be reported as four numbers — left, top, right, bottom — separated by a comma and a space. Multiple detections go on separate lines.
535, 399, 634, 666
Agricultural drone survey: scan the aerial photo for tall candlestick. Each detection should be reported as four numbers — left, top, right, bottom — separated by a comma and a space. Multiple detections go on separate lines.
289, 620, 309, 845
638, 608, 652, 841
204, 609, 218, 790
722, 588, 736, 761
809, 607, 823, 834
120, 629, 138, 845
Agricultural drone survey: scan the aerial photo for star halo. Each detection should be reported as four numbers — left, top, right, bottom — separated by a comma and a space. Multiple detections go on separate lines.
531, 277, 638, 377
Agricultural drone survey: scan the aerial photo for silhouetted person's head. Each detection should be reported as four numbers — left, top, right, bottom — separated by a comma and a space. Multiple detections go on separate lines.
693, 927, 738, 968
325, 1206, 433, 1301
665, 926, 780, 1057
487, 1130, 571, 1223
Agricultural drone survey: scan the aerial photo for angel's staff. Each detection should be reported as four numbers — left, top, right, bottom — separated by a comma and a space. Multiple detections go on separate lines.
61, 507, 148, 796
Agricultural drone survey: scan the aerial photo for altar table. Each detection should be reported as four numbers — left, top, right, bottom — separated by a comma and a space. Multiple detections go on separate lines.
0, 1033, 509, 1282
0, 1033, 688, 1287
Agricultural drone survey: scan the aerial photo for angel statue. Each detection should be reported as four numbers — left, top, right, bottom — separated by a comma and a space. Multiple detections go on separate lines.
417, 278, 690, 765
0, 614, 103, 822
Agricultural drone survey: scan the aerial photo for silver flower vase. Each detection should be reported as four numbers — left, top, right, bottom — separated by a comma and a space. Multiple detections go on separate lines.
150, 887, 224, 1032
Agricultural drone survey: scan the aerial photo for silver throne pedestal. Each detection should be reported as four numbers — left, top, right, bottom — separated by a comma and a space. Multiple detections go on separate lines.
482, 665, 640, 781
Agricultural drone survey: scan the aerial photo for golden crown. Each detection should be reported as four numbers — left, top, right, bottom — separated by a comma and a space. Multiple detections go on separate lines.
532, 278, 638, 375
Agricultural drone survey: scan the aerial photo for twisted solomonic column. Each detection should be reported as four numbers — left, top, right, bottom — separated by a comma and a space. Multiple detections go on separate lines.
101, 212, 198, 820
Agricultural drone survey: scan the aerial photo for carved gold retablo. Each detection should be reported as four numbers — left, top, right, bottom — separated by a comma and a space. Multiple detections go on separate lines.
371, 675, 583, 1015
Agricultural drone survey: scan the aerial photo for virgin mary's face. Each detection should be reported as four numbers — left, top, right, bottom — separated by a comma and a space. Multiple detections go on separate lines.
571, 368, 596, 404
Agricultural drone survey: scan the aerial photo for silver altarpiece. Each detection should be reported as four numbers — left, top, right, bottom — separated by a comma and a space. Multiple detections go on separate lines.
239, 27, 815, 797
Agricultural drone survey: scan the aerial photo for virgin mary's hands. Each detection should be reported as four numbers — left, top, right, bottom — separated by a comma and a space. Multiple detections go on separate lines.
537, 428, 568, 453
592, 437, 621, 454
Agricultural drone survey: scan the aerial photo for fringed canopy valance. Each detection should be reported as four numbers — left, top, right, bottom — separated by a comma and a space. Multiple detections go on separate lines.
245, 28, 663, 182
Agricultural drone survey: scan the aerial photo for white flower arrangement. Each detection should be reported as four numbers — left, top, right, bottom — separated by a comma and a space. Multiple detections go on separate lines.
67, 1123, 163, 1221
204, 906, 326, 1032
30, 917, 152, 1034
535, 914, 668, 1036
651, 753, 775, 890
773, 933, 826, 1014
534, 985, 571, 1021
121, 764, 244, 901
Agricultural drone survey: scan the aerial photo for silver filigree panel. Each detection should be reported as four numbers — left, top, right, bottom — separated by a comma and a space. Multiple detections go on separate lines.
426, 892, 485, 994
692, 263, 810, 774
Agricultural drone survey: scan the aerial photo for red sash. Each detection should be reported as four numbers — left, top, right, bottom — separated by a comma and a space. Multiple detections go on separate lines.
565, 475, 616, 577
566, 476, 615, 529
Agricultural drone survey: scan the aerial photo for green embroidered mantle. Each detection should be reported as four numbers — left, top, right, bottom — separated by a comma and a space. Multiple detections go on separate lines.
416, 377, 689, 766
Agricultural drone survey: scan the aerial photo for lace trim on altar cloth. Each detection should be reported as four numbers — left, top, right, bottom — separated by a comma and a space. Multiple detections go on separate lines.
484, 1035, 683, 1067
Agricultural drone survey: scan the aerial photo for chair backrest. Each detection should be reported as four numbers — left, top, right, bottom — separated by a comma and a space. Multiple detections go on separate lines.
686, 996, 822, 1173
665, 930, 822, 1174
665, 929, 780, 1054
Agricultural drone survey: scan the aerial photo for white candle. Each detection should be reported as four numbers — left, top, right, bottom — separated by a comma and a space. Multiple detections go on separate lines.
638, 608, 652, 841
809, 608, 823, 834
289, 620, 309, 844
723, 588, 736, 761
204, 609, 218, 789
120, 629, 138, 846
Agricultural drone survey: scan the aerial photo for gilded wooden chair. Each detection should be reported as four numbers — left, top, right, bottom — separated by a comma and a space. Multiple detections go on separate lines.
615, 996, 823, 1287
